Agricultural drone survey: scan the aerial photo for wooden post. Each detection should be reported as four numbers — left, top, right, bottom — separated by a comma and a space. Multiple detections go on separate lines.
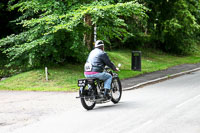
45, 67, 48, 81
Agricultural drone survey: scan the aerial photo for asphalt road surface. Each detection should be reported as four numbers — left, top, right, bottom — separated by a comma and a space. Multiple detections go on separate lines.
1, 71, 200, 133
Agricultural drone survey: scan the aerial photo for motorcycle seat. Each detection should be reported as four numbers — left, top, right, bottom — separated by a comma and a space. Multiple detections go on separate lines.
86, 78, 101, 84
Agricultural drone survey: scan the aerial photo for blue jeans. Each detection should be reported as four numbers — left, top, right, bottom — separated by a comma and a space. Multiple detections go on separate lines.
85, 72, 112, 90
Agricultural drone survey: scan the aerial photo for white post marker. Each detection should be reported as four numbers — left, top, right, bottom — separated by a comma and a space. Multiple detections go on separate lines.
45, 67, 48, 81
94, 24, 97, 42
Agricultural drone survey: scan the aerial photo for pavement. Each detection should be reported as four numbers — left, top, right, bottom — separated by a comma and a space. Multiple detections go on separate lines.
121, 63, 200, 90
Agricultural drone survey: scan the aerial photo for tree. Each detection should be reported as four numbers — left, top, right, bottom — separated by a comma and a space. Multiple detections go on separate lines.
144, 0, 200, 54
0, 0, 148, 67
0, 0, 21, 67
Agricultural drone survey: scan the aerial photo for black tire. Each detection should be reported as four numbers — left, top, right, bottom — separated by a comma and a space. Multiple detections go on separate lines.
79, 86, 96, 110
111, 77, 122, 104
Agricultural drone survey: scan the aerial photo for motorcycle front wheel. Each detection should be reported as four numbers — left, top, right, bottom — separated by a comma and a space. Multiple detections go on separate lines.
111, 77, 122, 104
79, 85, 96, 110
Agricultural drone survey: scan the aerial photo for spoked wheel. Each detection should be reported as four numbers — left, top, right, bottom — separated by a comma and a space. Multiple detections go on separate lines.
111, 77, 122, 104
79, 85, 96, 110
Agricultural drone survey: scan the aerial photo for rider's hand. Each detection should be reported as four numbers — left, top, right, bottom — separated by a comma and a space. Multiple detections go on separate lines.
116, 68, 120, 71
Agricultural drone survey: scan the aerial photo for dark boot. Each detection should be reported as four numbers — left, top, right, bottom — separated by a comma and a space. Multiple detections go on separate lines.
104, 89, 111, 99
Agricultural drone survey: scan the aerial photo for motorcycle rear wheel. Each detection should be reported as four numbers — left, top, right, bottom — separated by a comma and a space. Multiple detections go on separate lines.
79, 86, 96, 110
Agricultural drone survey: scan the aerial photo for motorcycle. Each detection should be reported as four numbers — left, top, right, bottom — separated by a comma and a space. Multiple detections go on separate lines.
77, 64, 122, 110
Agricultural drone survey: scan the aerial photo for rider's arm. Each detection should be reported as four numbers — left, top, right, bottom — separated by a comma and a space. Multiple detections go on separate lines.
100, 53, 117, 71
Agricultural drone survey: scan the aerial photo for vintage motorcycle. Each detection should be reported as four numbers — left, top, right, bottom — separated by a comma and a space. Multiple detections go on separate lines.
77, 65, 122, 110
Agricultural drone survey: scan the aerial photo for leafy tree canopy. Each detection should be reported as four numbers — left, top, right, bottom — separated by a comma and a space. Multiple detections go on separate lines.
145, 0, 200, 54
0, 0, 148, 67
0, 0, 199, 70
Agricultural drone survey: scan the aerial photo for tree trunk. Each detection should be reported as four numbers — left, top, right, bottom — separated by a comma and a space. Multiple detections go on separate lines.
84, 15, 94, 50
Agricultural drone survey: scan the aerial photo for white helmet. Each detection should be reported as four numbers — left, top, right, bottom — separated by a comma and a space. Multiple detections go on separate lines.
95, 40, 104, 48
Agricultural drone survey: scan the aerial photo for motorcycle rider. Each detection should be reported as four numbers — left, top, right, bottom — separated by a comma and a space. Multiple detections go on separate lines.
84, 40, 119, 99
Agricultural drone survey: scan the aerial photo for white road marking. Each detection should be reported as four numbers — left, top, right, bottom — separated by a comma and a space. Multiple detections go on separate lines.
176, 94, 200, 108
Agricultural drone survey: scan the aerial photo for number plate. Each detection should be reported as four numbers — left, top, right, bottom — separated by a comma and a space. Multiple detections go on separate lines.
78, 79, 87, 87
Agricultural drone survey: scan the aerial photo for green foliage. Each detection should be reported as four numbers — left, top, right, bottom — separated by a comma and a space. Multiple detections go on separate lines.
146, 0, 200, 54
0, 0, 148, 68
162, 0, 200, 54
0, 0, 200, 72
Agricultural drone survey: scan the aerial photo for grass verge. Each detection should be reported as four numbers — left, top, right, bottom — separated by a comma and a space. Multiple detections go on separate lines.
0, 48, 200, 91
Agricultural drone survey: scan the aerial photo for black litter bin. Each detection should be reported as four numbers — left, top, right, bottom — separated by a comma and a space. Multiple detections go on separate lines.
131, 51, 141, 71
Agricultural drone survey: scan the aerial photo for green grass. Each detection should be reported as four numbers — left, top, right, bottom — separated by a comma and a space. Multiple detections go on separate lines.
0, 48, 200, 91
0, 64, 84, 91
108, 48, 200, 79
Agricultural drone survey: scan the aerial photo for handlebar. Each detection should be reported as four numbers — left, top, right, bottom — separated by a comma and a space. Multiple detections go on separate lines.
104, 63, 121, 72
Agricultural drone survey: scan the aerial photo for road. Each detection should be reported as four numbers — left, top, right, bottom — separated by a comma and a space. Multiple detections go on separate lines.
1, 71, 200, 133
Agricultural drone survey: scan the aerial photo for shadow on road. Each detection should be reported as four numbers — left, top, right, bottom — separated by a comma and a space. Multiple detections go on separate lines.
90, 101, 140, 111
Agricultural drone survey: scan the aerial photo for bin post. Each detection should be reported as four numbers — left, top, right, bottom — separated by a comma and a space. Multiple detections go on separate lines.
131, 51, 141, 71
